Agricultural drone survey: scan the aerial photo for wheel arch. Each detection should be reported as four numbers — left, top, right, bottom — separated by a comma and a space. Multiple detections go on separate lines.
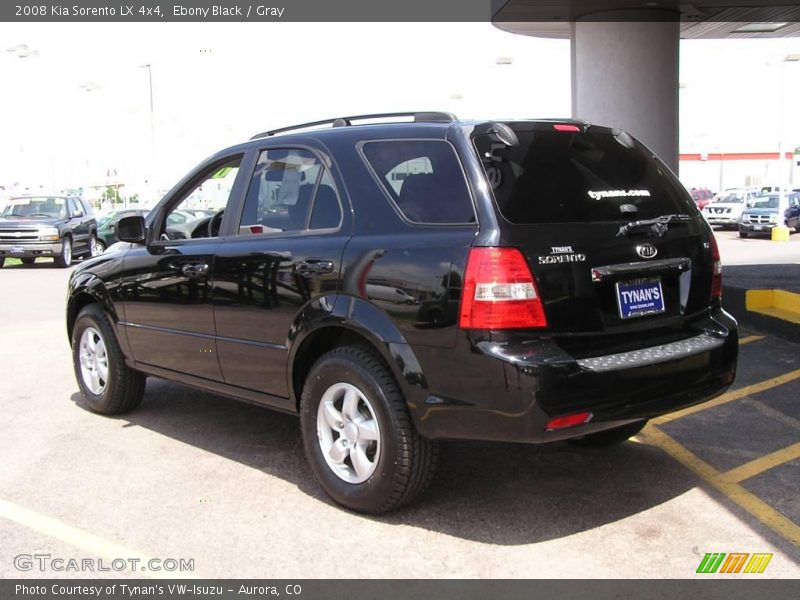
66, 273, 119, 341
287, 295, 430, 423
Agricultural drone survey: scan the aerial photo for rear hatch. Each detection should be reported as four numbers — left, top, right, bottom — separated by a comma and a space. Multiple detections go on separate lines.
470, 121, 717, 353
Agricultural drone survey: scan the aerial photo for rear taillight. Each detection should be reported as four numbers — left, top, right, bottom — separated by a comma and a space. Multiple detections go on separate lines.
459, 247, 548, 329
710, 235, 722, 300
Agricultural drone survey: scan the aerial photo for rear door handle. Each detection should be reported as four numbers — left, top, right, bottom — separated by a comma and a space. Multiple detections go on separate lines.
296, 260, 334, 275
182, 263, 209, 278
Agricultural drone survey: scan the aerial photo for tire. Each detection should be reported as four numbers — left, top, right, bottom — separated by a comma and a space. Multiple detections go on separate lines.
82, 233, 100, 259
54, 236, 72, 268
71, 304, 145, 415
300, 345, 438, 514
96, 239, 107, 252
21, 258, 35, 265
568, 420, 648, 448
739, 230, 748, 238
0, 257, 4, 268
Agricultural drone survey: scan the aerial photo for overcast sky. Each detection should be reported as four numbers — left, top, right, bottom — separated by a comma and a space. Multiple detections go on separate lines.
0, 22, 798, 195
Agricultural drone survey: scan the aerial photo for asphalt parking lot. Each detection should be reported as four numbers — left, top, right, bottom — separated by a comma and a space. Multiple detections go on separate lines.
0, 241, 798, 578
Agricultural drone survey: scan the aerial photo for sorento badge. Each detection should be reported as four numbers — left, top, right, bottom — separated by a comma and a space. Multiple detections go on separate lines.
636, 243, 658, 259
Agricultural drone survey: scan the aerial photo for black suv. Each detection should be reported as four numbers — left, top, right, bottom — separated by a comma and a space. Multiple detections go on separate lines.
66, 113, 738, 513
0, 196, 99, 267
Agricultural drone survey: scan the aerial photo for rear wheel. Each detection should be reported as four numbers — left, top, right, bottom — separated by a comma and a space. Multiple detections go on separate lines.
82, 233, 100, 259
54, 236, 72, 268
71, 304, 145, 414
21, 258, 35, 265
568, 420, 647, 448
0, 257, 4, 268
300, 345, 438, 514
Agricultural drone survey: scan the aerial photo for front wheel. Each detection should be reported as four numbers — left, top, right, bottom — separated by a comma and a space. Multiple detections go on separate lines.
568, 420, 648, 448
21, 258, 35, 265
72, 304, 145, 414
300, 345, 438, 514
739, 230, 749, 238
54, 237, 72, 268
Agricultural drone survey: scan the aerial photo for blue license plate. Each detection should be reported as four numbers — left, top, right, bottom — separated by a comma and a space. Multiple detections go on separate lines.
10, 246, 24, 254
616, 278, 665, 319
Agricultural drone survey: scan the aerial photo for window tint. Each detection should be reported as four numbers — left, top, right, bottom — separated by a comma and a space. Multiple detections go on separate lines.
309, 170, 342, 230
68, 198, 82, 216
472, 123, 695, 224
361, 140, 474, 224
239, 148, 341, 235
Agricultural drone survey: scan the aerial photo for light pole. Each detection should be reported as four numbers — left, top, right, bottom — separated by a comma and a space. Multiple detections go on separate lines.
772, 53, 799, 241
140, 63, 155, 198
780, 55, 799, 192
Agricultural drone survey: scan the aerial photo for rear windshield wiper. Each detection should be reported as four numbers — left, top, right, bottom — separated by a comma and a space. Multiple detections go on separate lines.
617, 213, 692, 237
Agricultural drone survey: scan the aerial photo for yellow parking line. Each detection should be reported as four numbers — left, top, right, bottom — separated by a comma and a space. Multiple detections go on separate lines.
0, 498, 197, 578
739, 335, 766, 346
638, 427, 800, 547
723, 443, 800, 484
653, 368, 800, 425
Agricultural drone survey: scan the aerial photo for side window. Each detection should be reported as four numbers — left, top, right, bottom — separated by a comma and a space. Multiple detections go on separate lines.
161, 157, 242, 240
309, 169, 343, 230
68, 198, 83, 217
361, 140, 474, 224
238, 148, 341, 235
79, 199, 94, 216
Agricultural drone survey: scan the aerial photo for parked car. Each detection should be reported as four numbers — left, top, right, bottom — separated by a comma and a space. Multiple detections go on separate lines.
66, 113, 738, 513
702, 188, 758, 229
0, 196, 98, 267
689, 187, 714, 210
739, 193, 800, 238
96, 209, 149, 251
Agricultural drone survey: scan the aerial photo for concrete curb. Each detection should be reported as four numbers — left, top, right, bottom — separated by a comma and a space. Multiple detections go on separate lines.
724, 286, 800, 344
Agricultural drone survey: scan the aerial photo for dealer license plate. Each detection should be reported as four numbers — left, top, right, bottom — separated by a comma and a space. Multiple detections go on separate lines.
616, 278, 666, 320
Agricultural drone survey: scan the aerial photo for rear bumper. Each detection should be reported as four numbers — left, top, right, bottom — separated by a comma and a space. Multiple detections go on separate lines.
415, 307, 738, 443
0, 241, 61, 258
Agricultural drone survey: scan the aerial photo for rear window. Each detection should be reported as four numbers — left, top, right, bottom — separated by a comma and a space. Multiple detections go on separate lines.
360, 140, 475, 224
472, 123, 695, 224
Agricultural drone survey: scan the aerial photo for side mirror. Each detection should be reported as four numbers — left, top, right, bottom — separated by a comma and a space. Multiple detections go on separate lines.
117, 215, 146, 244
72, 211, 84, 218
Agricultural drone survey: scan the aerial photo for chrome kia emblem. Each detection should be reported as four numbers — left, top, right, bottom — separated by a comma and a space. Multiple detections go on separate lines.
636, 243, 658, 259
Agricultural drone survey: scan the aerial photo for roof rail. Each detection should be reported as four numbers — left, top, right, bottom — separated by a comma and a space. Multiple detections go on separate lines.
250, 111, 458, 140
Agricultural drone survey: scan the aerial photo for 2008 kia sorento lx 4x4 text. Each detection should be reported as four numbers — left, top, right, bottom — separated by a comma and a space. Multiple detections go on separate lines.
67, 113, 738, 514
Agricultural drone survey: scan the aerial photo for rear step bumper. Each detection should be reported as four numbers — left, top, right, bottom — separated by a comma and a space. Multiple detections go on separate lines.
416, 308, 738, 443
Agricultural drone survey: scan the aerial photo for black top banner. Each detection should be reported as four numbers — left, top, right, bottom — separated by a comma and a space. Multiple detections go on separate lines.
3, 0, 800, 23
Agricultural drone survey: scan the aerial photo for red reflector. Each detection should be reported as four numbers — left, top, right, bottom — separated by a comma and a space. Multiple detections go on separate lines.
249, 225, 264, 234
546, 412, 592, 431
459, 247, 548, 329
709, 234, 722, 300
553, 124, 581, 132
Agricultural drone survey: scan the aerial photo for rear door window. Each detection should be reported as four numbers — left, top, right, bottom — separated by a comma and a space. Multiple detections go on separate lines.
238, 148, 342, 234
472, 123, 695, 224
361, 140, 474, 224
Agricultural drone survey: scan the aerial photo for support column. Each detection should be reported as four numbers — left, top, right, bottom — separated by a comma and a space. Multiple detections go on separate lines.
571, 11, 680, 172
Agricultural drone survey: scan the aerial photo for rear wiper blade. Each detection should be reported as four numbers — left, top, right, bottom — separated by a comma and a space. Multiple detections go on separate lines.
616, 213, 692, 237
